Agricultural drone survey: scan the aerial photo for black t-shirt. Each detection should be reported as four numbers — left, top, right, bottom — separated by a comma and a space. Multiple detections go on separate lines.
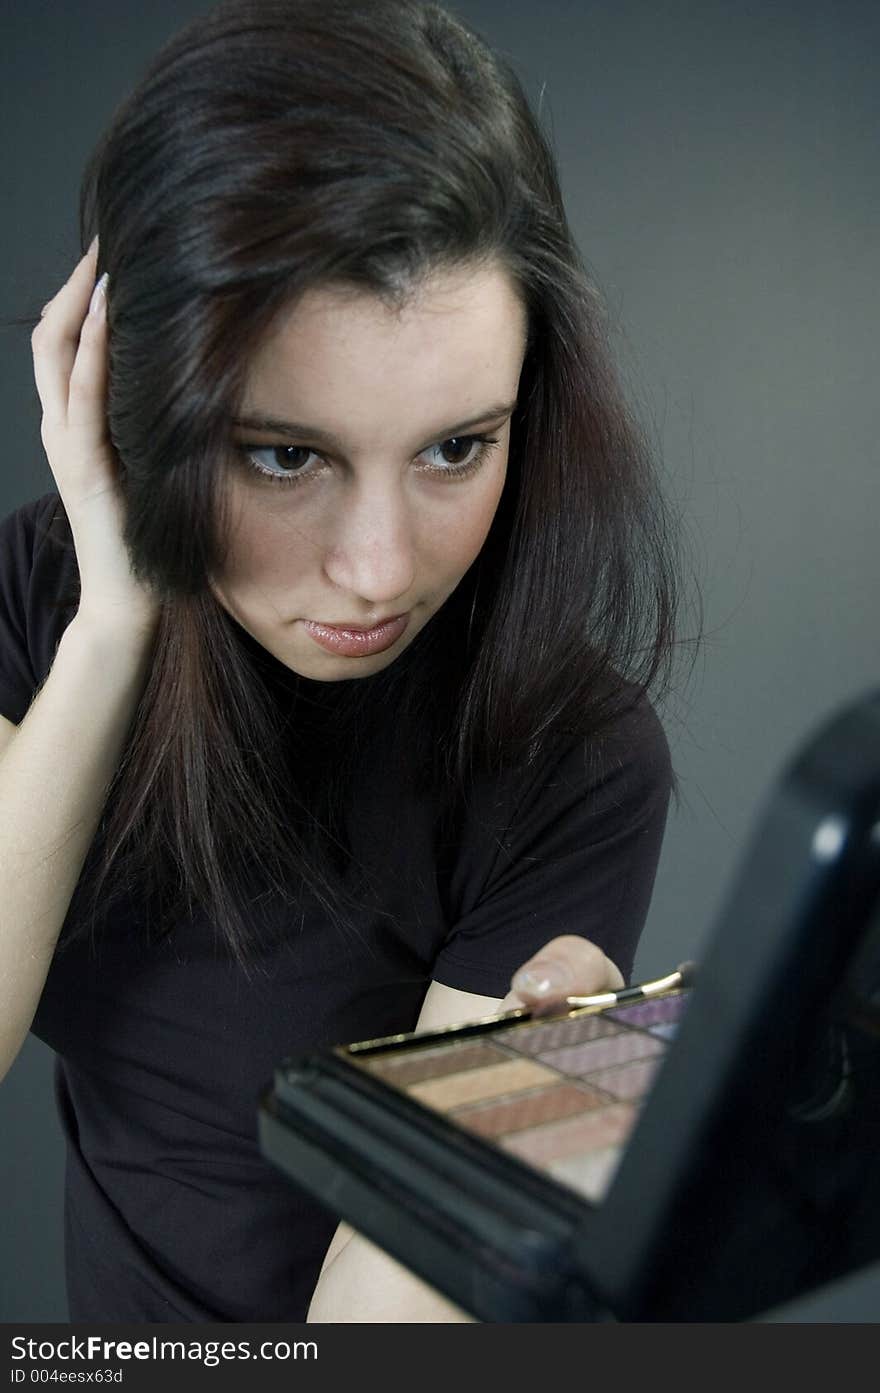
0, 492, 674, 1322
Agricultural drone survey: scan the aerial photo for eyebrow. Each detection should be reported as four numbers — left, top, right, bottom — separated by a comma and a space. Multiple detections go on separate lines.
231, 401, 518, 451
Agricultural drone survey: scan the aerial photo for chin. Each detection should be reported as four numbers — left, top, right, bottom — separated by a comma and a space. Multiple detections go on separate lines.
248, 632, 409, 683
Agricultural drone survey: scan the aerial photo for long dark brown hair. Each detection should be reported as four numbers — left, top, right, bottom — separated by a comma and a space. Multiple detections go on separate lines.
35, 0, 699, 977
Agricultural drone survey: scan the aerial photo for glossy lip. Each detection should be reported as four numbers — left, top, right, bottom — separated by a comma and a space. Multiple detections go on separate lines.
302, 612, 410, 657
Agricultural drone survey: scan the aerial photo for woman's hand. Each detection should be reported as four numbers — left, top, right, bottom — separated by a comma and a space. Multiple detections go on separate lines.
31, 237, 162, 641
501, 934, 625, 1015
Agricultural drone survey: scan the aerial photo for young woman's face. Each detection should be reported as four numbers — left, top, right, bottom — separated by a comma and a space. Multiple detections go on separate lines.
210, 261, 528, 680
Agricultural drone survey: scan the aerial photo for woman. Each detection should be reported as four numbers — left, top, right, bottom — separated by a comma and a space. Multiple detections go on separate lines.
1, 0, 688, 1321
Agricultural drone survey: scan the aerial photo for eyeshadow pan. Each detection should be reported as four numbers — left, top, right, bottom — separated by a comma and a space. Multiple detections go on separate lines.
539, 1030, 664, 1076
649, 1021, 680, 1041
357, 1038, 511, 1087
587, 1055, 662, 1101
500, 1101, 636, 1166
449, 1082, 605, 1139
547, 1143, 626, 1202
407, 1056, 558, 1110
508, 1013, 622, 1056
605, 993, 688, 1028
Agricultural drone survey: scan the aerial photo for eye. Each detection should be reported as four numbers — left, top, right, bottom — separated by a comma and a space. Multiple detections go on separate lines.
234, 433, 501, 488
419, 436, 500, 476
237, 444, 323, 484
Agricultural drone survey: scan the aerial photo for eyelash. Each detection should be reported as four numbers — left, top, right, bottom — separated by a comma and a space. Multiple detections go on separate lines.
234, 434, 501, 488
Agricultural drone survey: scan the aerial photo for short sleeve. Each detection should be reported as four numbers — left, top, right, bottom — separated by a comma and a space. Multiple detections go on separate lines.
0, 492, 74, 725
431, 693, 673, 997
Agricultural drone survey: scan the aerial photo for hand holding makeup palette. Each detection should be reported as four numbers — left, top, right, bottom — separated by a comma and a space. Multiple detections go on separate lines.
345, 968, 692, 1212
259, 688, 880, 1321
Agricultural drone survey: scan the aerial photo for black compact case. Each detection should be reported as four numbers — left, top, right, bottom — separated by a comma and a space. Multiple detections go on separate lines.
258, 688, 880, 1321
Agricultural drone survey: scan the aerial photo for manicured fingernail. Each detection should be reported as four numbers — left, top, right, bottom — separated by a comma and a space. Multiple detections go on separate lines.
511, 961, 571, 997
88, 235, 99, 255
89, 272, 109, 317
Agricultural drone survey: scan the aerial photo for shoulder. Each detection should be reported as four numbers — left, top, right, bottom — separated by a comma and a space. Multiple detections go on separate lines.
443, 682, 672, 904
562, 685, 673, 804
5, 491, 77, 603
432, 684, 673, 993
0, 491, 71, 578
0, 489, 58, 544
0, 491, 79, 722
509, 683, 673, 832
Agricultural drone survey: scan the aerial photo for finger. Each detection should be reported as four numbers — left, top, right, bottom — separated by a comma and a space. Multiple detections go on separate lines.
32, 241, 100, 407
31, 240, 101, 423
37, 237, 98, 319
35, 237, 98, 329
508, 935, 624, 1008
66, 273, 109, 436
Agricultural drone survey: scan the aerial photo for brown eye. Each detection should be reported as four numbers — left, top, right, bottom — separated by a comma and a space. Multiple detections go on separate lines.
420, 434, 500, 478
237, 443, 324, 486
438, 437, 475, 466
262, 445, 313, 474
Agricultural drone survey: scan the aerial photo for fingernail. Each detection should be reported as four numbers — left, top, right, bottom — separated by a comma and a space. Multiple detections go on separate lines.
511, 961, 571, 997
88, 234, 99, 255
88, 272, 109, 317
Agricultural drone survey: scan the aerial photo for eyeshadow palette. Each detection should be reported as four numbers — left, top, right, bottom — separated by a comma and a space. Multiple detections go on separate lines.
348, 988, 688, 1209
259, 982, 691, 1322
259, 686, 880, 1321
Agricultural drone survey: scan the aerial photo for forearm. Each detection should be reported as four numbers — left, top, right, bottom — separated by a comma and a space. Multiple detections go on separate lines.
0, 615, 157, 1083
306, 1229, 476, 1323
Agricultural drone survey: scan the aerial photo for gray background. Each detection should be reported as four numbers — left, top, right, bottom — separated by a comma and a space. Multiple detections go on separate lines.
1, 0, 877, 1323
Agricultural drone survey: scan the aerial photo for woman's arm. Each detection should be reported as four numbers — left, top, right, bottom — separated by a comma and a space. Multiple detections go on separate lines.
306, 1226, 478, 1323
305, 941, 621, 1322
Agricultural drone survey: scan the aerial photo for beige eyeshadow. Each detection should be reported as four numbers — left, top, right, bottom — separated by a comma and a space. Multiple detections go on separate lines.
547, 1143, 626, 1202
356, 1039, 512, 1088
407, 1057, 558, 1110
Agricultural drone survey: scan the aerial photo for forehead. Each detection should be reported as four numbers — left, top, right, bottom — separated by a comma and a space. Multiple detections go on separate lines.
241, 262, 528, 434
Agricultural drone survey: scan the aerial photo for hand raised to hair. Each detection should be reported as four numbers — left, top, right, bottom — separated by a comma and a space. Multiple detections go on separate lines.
31, 238, 161, 641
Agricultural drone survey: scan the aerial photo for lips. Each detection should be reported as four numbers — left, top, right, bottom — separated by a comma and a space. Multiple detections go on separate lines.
301, 612, 410, 657
318, 615, 404, 632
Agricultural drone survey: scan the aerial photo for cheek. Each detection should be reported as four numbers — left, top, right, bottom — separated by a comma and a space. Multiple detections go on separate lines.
211, 497, 314, 598
212, 454, 509, 602
435, 506, 496, 573
432, 466, 508, 572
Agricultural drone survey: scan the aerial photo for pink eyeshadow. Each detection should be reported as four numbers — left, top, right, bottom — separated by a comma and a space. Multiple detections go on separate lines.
500, 1102, 636, 1166
407, 1057, 557, 1110
588, 1056, 662, 1101
450, 1083, 604, 1139
540, 1031, 664, 1076
510, 1014, 622, 1056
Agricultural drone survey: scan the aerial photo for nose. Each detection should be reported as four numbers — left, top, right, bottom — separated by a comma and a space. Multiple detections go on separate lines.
321, 474, 417, 607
